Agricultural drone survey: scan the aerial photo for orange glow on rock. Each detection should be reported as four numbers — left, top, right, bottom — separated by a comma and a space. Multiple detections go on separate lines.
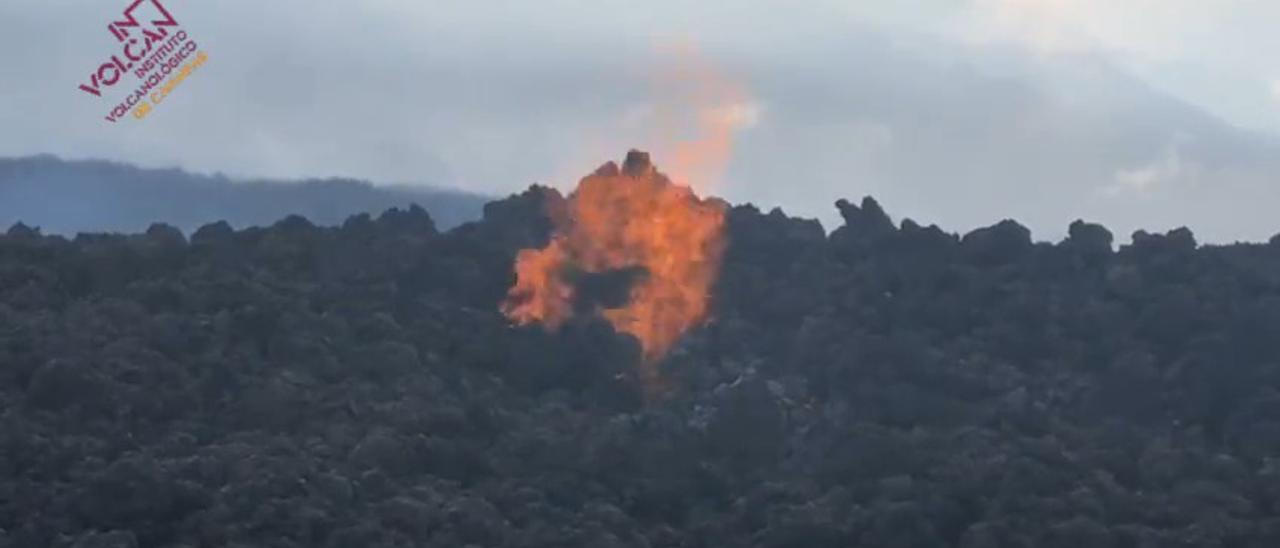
502, 43, 750, 387
502, 152, 727, 382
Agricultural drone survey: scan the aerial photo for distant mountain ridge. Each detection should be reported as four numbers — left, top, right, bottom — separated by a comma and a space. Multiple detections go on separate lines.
0, 155, 490, 235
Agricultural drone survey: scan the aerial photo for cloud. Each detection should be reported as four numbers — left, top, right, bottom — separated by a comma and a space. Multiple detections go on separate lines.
836, 1, 1280, 134
1107, 140, 1188, 194
967, 0, 1100, 54
960, 0, 1223, 59
708, 101, 762, 130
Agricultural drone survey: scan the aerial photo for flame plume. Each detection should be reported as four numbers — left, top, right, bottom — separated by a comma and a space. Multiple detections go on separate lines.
502, 151, 727, 380
503, 43, 751, 386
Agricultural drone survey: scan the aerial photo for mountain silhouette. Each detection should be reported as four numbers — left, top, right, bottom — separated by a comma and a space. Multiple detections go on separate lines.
0, 155, 488, 235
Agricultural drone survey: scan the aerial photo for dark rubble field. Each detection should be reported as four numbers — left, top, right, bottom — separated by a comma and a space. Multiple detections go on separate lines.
5, 183, 1280, 547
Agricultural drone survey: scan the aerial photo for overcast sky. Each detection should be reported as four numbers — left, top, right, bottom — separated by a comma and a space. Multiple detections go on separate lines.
3, 0, 1280, 242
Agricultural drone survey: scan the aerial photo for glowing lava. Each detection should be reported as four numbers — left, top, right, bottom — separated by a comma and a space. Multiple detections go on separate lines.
503, 43, 752, 386
502, 151, 727, 377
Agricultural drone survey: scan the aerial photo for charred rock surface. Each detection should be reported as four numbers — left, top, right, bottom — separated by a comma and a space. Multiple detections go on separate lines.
4, 189, 1280, 547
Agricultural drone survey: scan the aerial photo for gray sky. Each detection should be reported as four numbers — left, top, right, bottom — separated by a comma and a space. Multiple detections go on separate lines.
3, 0, 1280, 242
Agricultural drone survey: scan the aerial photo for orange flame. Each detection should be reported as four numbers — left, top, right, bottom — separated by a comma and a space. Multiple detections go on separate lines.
502, 153, 727, 372
502, 44, 750, 386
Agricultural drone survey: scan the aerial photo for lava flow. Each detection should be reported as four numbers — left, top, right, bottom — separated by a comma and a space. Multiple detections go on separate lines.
502, 150, 727, 377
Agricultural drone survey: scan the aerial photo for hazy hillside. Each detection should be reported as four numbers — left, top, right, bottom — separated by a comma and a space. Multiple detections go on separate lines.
0, 155, 489, 235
